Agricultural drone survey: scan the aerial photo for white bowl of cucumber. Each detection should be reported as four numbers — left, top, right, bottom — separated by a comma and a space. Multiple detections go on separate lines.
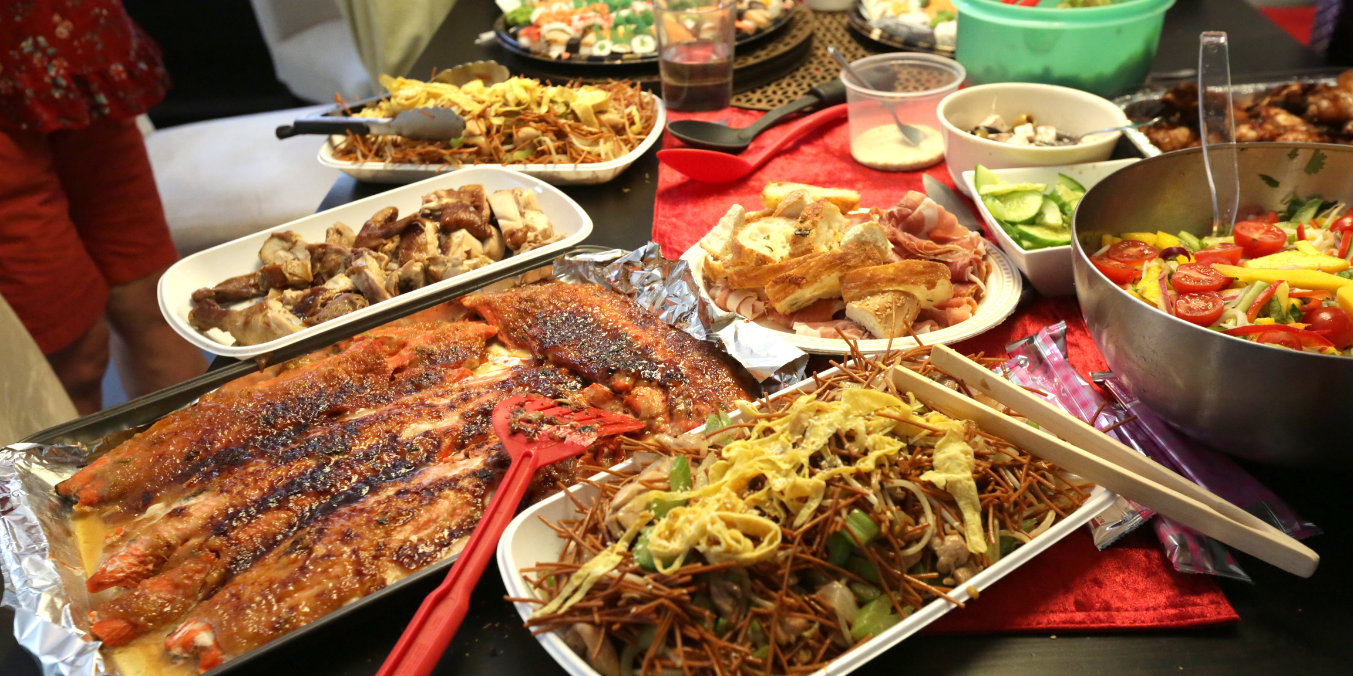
963, 159, 1139, 296
938, 83, 1129, 198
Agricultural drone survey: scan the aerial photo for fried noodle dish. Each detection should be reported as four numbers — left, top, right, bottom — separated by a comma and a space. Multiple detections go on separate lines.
519, 349, 1092, 676
331, 75, 658, 167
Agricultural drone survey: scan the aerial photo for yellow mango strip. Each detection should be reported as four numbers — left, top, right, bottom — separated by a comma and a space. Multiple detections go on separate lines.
1212, 264, 1353, 292
1155, 231, 1182, 249
1295, 240, 1321, 255
1276, 282, 1290, 314
1339, 285, 1353, 317
1121, 232, 1158, 247
1243, 251, 1350, 273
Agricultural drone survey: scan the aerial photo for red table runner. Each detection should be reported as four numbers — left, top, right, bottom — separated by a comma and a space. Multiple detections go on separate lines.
651, 107, 1239, 633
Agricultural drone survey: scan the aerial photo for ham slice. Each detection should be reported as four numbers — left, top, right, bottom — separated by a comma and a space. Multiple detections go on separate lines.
875, 191, 975, 246
791, 298, 846, 324
793, 319, 870, 341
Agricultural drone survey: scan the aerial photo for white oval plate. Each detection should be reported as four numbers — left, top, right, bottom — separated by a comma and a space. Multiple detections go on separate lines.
679, 240, 1022, 354
498, 364, 1114, 676
317, 99, 666, 186
158, 166, 592, 358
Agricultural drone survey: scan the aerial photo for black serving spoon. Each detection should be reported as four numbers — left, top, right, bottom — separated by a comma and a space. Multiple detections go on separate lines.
666, 78, 847, 153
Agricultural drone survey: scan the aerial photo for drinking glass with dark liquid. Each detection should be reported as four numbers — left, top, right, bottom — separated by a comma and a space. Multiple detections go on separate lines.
655, 0, 735, 112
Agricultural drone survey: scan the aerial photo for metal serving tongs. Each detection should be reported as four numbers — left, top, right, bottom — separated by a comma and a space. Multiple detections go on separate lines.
1200, 31, 1241, 237
274, 60, 510, 142
376, 396, 646, 676
889, 345, 1319, 578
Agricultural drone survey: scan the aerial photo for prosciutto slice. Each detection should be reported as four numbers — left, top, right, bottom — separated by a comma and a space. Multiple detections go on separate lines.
875, 191, 975, 246
794, 319, 871, 341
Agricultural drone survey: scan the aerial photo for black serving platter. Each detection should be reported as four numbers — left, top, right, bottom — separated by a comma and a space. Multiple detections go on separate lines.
493, 2, 796, 66
845, 2, 954, 57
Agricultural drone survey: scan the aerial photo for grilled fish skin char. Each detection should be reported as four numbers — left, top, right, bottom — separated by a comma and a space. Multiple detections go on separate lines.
58, 321, 497, 515
86, 365, 582, 645
462, 282, 751, 434
163, 451, 501, 672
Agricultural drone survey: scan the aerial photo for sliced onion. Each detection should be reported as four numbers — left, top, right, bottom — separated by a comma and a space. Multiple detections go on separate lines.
1158, 246, 1190, 260
1157, 273, 1173, 315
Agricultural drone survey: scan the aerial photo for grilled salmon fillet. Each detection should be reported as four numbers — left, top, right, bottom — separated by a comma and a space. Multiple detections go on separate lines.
163, 449, 501, 671
462, 282, 751, 433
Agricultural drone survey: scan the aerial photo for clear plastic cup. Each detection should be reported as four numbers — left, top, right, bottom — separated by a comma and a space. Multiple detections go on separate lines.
842, 53, 966, 171
655, 0, 736, 112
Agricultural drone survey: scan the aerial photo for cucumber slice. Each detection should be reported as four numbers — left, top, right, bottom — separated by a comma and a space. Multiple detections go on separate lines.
1035, 197, 1063, 226
978, 182, 1048, 197
1056, 173, 1087, 195
983, 190, 1045, 224
1015, 224, 1073, 249
973, 164, 1001, 192
1053, 174, 1086, 213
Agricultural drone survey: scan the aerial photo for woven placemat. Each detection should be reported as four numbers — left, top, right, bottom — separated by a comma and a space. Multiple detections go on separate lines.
733, 10, 888, 111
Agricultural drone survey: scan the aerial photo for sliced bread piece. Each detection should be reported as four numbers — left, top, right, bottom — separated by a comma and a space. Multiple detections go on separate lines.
761, 182, 861, 213
726, 216, 799, 269
839, 259, 954, 307
699, 204, 744, 260
838, 222, 892, 260
771, 189, 811, 219
763, 244, 887, 314
846, 290, 923, 339
727, 252, 826, 290
787, 200, 850, 259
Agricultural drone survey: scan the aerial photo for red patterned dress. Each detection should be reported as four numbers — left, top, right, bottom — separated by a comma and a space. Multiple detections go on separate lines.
0, 0, 179, 354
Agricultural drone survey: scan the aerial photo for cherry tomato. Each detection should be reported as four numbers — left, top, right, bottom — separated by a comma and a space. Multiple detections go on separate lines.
1331, 215, 1353, 234
1233, 220, 1287, 259
1171, 263, 1229, 293
1174, 291, 1225, 326
1192, 243, 1244, 266
1245, 210, 1280, 224
1106, 240, 1160, 268
1254, 330, 1303, 350
1305, 307, 1353, 349
1090, 255, 1140, 284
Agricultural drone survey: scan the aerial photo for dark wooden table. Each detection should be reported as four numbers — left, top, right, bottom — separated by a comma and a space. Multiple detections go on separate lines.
3, 1, 1349, 674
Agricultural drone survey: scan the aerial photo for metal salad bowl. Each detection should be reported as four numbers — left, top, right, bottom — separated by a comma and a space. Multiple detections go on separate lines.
1072, 143, 1353, 466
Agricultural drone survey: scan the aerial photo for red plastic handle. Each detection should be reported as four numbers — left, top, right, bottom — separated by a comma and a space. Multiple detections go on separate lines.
376, 452, 537, 676
741, 103, 849, 171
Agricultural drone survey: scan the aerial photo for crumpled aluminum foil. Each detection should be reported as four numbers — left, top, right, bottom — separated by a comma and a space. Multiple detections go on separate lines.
1, 442, 108, 676
553, 243, 808, 389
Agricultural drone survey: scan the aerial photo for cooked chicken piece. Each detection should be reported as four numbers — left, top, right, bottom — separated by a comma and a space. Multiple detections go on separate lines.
189, 291, 307, 346
352, 206, 398, 249
396, 218, 439, 266
481, 227, 505, 261
309, 292, 368, 324
424, 186, 493, 239
1144, 123, 1199, 151
442, 229, 487, 264
1306, 84, 1353, 124
424, 255, 470, 283
306, 242, 352, 283
191, 272, 265, 303
486, 188, 561, 253
257, 232, 313, 287
290, 275, 361, 323
395, 260, 425, 293
348, 249, 393, 302
326, 222, 355, 247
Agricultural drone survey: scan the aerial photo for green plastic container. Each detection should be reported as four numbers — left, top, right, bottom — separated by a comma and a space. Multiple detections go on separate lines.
953, 0, 1176, 98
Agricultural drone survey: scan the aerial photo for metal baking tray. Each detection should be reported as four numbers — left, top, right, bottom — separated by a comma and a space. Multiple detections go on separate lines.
1114, 68, 1351, 158
20, 244, 607, 676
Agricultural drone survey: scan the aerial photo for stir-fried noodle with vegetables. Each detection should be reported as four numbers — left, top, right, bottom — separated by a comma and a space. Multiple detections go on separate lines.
516, 349, 1092, 676
331, 75, 658, 167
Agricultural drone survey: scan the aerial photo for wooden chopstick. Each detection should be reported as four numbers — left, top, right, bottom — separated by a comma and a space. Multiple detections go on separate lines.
888, 364, 1320, 578
929, 345, 1290, 539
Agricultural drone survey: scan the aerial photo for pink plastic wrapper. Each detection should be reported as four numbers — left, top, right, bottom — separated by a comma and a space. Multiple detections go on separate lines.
1001, 322, 1251, 581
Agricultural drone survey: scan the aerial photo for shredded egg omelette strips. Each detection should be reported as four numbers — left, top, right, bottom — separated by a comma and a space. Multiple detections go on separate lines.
358, 75, 614, 127
644, 389, 922, 574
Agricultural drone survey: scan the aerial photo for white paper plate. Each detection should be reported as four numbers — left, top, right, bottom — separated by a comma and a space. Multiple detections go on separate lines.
158, 166, 592, 358
498, 365, 1115, 676
679, 240, 1022, 354
317, 99, 666, 186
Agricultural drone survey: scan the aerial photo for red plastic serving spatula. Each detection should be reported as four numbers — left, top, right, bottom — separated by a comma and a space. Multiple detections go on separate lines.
377, 395, 646, 676
658, 103, 848, 183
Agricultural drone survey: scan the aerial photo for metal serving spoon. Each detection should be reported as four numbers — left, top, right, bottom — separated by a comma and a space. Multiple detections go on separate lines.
667, 78, 847, 153
1051, 116, 1164, 145
826, 46, 925, 148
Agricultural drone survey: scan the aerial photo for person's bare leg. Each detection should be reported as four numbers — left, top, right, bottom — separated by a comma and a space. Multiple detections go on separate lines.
105, 270, 208, 399
45, 317, 111, 416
